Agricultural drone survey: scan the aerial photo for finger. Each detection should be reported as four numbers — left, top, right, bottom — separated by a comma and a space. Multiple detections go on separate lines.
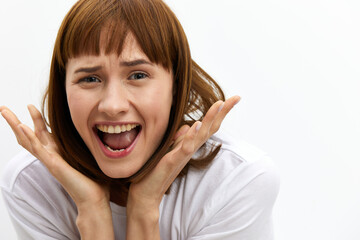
0, 108, 22, 132
171, 125, 191, 147
18, 124, 49, 159
210, 95, 241, 134
195, 100, 224, 144
19, 123, 68, 177
173, 125, 190, 141
1, 109, 29, 147
19, 123, 86, 193
157, 121, 201, 178
167, 121, 202, 182
180, 121, 202, 157
135, 122, 202, 196
201, 100, 225, 127
0, 105, 9, 113
193, 95, 240, 148
27, 104, 50, 145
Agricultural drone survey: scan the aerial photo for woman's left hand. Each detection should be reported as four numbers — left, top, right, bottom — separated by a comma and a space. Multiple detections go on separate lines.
125, 95, 240, 239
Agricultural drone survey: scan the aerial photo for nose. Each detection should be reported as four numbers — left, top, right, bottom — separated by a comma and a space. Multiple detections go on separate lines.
98, 81, 130, 117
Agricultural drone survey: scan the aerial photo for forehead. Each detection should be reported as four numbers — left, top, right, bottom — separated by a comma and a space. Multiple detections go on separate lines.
116, 34, 147, 61
66, 33, 150, 69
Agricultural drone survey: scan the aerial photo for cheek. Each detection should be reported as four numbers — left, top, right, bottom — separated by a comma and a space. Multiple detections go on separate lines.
66, 92, 91, 135
136, 82, 173, 140
144, 84, 173, 120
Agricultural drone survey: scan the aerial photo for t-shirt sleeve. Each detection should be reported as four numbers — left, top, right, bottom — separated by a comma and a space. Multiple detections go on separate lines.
188, 155, 280, 240
1, 152, 79, 240
2, 188, 74, 240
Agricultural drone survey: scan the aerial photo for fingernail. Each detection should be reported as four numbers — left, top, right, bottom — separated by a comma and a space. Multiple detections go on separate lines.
196, 122, 202, 132
218, 102, 224, 113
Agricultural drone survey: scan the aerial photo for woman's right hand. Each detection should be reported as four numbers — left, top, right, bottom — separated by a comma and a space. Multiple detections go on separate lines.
0, 105, 114, 240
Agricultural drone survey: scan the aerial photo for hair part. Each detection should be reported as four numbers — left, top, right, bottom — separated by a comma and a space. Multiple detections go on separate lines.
42, 0, 225, 187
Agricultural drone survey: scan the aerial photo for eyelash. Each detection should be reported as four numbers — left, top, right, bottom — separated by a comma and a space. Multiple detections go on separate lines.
78, 76, 101, 83
128, 72, 148, 80
77, 71, 148, 84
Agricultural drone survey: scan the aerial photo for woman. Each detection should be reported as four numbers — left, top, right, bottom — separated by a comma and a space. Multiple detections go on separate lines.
0, 0, 279, 239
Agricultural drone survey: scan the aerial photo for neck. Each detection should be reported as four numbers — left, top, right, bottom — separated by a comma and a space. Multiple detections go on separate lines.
110, 182, 129, 207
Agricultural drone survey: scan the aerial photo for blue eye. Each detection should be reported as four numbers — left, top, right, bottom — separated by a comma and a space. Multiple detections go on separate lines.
129, 72, 148, 80
80, 76, 100, 83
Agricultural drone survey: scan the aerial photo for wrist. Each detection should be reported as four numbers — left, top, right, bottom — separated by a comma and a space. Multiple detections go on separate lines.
126, 206, 160, 240
126, 197, 160, 239
127, 203, 160, 223
126, 192, 160, 223
76, 201, 114, 240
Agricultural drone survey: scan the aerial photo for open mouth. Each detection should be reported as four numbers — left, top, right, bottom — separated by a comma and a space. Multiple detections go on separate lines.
95, 123, 141, 156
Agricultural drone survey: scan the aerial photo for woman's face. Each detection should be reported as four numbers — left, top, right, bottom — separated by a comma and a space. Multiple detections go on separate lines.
65, 35, 173, 178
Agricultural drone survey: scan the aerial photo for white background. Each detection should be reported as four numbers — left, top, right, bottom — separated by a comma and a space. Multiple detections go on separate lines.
1, 0, 359, 239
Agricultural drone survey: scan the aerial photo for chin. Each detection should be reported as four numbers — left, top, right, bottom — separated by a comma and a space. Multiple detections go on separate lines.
98, 163, 142, 179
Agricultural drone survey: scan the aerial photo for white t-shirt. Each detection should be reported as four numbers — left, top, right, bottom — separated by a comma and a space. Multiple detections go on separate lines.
1, 131, 280, 240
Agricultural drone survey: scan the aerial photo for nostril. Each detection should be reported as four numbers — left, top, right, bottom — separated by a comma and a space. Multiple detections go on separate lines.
98, 100, 130, 116
97, 86, 131, 115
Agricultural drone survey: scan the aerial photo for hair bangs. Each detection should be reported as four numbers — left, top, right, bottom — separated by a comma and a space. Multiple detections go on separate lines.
57, 0, 175, 71
120, 0, 175, 71
58, 1, 129, 67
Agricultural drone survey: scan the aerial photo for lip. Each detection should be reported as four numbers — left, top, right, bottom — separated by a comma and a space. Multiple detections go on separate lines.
93, 122, 142, 159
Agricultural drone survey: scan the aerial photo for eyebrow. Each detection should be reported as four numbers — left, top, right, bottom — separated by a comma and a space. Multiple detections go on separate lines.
120, 59, 153, 67
74, 66, 102, 74
73, 59, 153, 74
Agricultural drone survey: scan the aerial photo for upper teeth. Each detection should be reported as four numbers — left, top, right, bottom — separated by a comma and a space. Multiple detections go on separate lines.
97, 124, 139, 134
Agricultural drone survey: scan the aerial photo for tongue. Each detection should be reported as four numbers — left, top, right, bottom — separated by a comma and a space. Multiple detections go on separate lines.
102, 128, 138, 150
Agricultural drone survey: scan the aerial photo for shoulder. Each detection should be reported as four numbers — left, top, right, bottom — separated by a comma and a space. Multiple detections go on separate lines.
1, 150, 42, 190
208, 130, 281, 209
170, 129, 281, 206
1, 150, 79, 238
161, 131, 280, 238
1, 150, 61, 195
1, 150, 76, 207
186, 130, 280, 198
1, 150, 76, 211
216, 130, 280, 184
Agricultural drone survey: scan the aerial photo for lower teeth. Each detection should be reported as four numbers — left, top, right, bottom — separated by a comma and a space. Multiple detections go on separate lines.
105, 145, 125, 152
